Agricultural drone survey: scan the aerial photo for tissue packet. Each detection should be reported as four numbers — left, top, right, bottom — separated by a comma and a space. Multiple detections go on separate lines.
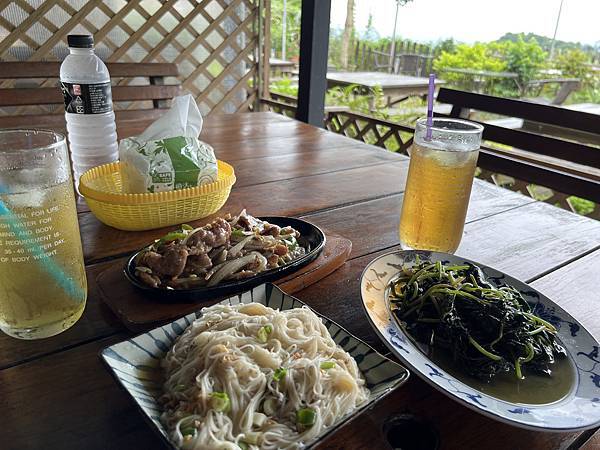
119, 94, 218, 193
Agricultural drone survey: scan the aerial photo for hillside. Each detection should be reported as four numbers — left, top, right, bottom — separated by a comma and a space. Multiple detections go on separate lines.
497, 32, 596, 53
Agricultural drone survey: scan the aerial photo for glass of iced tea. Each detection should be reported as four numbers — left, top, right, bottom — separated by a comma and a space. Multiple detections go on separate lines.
399, 118, 484, 253
0, 130, 87, 339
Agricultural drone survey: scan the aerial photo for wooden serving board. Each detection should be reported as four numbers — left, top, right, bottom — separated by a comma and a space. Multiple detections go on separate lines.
97, 232, 352, 331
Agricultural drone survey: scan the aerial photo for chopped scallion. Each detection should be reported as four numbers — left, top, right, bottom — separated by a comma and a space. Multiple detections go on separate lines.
257, 324, 273, 343
210, 391, 231, 412
273, 367, 287, 381
296, 408, 316, 428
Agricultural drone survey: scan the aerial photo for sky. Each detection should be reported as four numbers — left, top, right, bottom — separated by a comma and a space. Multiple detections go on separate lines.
330, 0, 599, 46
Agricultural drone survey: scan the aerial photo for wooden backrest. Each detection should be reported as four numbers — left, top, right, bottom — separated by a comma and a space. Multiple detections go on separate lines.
436, 87, 600, 202
0, 62, 181, 109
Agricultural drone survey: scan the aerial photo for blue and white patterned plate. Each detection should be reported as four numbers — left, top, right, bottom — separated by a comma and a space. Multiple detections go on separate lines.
360, 250, 600, 432
101, 283, 409, 449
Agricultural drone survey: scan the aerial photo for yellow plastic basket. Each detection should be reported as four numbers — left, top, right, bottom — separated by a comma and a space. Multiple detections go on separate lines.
79, 160, 236, 231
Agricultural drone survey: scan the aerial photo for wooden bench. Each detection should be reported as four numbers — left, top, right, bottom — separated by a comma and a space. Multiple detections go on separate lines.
0, 62, 181, 129
526, 78, 581, 105
436, 87, 600, 204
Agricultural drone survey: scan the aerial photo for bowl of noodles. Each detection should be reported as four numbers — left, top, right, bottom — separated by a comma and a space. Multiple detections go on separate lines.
100, 283, 409, 449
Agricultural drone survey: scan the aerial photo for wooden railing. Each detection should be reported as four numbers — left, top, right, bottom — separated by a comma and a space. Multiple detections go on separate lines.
260, 96, 600, 220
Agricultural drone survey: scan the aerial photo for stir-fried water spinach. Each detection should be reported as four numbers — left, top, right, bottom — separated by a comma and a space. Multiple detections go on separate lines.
389, 259, 566, 381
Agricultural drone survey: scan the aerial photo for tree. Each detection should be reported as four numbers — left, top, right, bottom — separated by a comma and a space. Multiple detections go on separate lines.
554, 48, 591, 84
500, 37, 547, 96
340, 0, 355, 69
362, 13, 379, 41
270, 0, 302, 61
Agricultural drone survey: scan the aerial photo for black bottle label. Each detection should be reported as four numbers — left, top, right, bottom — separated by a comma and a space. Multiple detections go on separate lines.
60, 81, 113, 114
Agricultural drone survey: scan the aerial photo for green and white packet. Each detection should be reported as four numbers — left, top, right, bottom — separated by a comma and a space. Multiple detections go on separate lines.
119, 94, 218, 193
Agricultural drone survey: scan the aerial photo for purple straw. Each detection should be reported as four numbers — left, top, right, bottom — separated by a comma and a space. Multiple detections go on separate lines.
425, 73, 435, 140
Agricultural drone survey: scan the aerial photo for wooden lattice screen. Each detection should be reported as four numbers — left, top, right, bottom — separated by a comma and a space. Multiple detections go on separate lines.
0, 0, 267, 116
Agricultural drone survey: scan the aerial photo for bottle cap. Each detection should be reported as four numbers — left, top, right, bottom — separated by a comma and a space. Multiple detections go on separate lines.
67, 35, 94, 49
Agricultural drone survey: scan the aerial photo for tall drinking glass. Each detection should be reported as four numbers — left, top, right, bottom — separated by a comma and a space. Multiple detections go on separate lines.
0, 130, 87, 339
399, 118, 483, 253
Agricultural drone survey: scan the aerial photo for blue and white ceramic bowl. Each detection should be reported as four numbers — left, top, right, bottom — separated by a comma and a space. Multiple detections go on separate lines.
101, 283, 410, 449
360, 250, 600, 432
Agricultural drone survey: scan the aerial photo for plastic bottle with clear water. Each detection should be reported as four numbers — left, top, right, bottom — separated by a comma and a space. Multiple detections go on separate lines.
60, 34, 118, 189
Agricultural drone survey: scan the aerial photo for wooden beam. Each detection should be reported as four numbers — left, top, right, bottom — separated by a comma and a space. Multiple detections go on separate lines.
296, 0, 331, 127
261, 0, 272, 103
437, 88, 598, 134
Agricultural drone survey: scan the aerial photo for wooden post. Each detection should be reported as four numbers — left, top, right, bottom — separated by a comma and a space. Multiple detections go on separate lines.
261, 0, 271, 106
296, 0, 331, 127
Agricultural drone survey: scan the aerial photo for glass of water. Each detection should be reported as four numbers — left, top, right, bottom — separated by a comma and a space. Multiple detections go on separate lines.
0, 129, 87, 339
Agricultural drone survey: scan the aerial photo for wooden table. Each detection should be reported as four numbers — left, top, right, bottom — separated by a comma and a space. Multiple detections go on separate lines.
327, 71, 445, 107
2, 112, 600, 450
270, 58, 296, 76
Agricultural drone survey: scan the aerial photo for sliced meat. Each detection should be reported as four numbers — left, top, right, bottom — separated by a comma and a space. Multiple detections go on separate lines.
137, 271, 161, 288
185, 253, 213, 274
261, 223, 281, 237
280, 226, 300, 238
274, 244, 288, 256
267, 253, 279, 268
140, 243, 189, 278
187, 218, 232, 249
237, 214, 260, 231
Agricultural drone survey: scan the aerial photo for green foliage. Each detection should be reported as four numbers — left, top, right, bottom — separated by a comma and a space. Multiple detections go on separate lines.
270, 77, 298, 97
501, 37, 547, 94
553, 48, 600, 103
555, 49, 591, 79
362, 13, 379, 41
498, 32, 597, 54
326, 84, 387, 116
436, 38, 456, 54
568, 197, 596, 216
433, 38, 548, 97
433, 43, 507, 94
434, 42, 507, 73
271, 0, 302, 60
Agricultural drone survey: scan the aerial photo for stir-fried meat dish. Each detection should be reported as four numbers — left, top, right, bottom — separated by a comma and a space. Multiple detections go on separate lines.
135, 210, 306, 289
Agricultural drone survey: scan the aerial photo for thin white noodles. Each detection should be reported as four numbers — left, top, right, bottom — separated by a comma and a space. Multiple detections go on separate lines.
160, 303, 370, 449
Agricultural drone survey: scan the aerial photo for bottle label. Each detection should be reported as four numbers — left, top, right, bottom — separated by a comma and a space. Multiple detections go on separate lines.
60, 81, 113, 114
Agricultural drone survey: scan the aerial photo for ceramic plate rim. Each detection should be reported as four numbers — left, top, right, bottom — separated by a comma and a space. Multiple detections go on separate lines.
100, 283, 410, 449
359, 249, 600, 433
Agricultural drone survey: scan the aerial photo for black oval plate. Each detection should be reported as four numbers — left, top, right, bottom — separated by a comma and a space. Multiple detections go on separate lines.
124, 217, 326, 302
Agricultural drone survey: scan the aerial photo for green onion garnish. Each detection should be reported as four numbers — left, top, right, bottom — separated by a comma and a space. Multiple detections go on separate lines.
210, 391, 231, 412
157, 231, 187, 246
181, 224, 193, 231
231, 229, 247, 240
283, 235, 298, 251
238, 442, 249, 450
296, 408, 316, 427
273, 367, 287, 381
320, 361, 336, 370
257, 325, 273, 343
180, 427, 195, 437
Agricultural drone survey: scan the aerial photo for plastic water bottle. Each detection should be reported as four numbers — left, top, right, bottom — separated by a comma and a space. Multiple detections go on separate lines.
60, 34, 118, 189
